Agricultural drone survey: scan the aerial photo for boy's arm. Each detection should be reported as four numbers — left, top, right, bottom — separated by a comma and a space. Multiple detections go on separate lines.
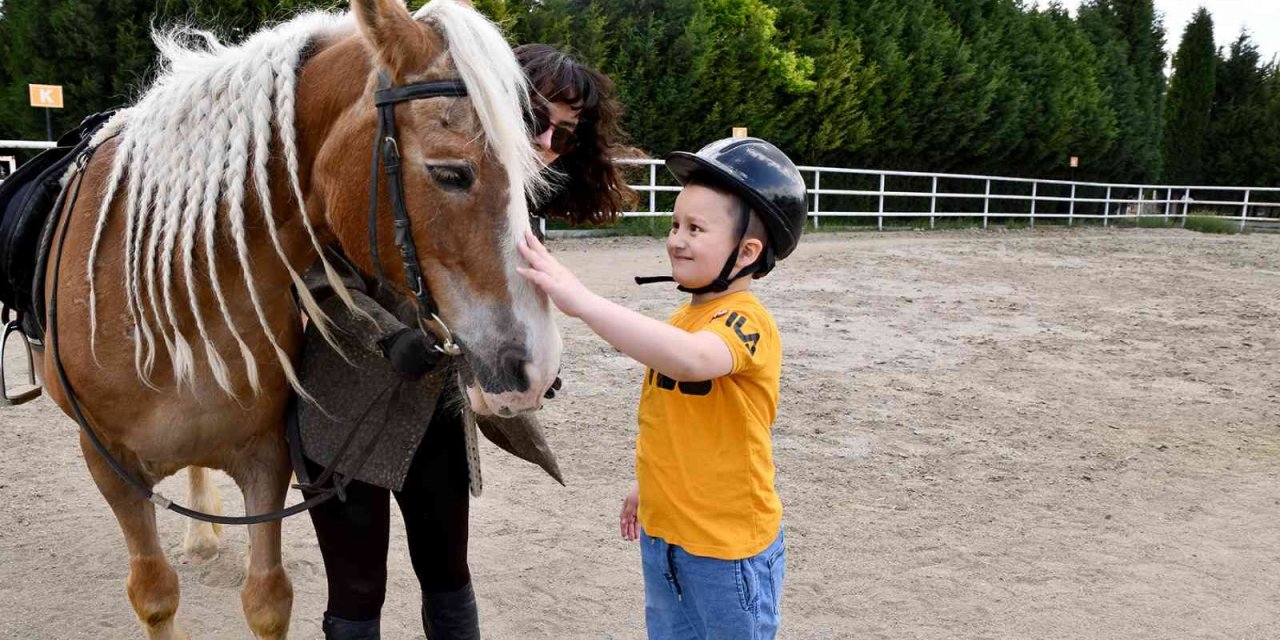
516, 231, 732, 381
576, 294, 732, 381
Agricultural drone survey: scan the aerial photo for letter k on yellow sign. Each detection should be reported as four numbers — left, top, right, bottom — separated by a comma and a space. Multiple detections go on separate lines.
29, 84, 64, 109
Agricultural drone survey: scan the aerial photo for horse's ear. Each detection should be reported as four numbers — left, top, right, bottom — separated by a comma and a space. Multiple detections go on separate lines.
352, 0, 437, 77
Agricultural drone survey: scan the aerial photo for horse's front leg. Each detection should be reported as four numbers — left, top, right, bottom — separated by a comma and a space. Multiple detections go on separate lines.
231, 437, 294, 639
77, 432, 188, 640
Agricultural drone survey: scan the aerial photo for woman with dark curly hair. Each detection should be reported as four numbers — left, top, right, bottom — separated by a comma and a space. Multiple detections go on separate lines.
293, 43, 635, 640
517, 43, 635, 225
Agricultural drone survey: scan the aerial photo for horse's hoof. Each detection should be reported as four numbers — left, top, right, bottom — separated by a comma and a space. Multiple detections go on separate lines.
182, 527, 221, 563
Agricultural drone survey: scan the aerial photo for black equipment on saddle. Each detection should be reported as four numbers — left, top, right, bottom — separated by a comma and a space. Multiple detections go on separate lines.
44, 72, 478, 525
635, 137, 808, 294
0, 111, 115, 335
1, 111, 115, 406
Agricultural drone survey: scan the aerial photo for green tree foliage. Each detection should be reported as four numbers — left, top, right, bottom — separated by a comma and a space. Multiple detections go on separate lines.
1204, 33, 1280, 186
1078, 0, 1165, 181
0, 0, 331, 140
2, 0, 1276, 186
1162, 7, 1216, 184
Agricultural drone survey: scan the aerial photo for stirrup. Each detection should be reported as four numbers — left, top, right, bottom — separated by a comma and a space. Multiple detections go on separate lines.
2, 320, 42, 405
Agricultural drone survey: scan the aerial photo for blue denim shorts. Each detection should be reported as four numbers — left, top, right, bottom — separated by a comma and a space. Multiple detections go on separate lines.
640, 527, 786, 640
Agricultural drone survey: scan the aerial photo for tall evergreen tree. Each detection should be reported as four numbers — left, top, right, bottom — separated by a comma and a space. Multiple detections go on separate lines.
1162, 7, 1216, 184
1077, 0, 1164, 181
1204, 33, 1276, 185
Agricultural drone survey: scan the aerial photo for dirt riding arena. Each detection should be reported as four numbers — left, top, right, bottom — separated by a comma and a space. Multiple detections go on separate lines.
3, 228, 1278, 639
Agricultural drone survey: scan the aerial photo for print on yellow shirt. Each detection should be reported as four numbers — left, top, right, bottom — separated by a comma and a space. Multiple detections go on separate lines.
636, 291, 783, 560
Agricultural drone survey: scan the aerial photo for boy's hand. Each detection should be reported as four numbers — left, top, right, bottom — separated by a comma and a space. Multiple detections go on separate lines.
516, 230, 595, 318
619, 484, 640, 541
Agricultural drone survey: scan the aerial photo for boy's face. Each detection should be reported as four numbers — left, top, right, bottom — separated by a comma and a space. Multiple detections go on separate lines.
667, 185, 742, 289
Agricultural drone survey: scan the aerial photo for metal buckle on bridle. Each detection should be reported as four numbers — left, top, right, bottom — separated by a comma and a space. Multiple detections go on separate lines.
421, 312, 462, 356
381, 136, 399, 162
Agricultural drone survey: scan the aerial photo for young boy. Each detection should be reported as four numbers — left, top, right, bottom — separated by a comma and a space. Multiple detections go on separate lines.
516, 137, 808, 639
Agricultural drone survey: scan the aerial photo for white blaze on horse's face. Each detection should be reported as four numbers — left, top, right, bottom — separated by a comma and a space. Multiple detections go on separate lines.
352, 0, 562, 416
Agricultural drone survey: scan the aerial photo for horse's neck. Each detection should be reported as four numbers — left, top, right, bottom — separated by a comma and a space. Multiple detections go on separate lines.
293, 36, 375, 248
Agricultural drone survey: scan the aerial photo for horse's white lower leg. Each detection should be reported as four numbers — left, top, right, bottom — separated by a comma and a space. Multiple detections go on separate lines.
182, 466, 223, 562
78, 433, 187, 640
235, 449, 293, 639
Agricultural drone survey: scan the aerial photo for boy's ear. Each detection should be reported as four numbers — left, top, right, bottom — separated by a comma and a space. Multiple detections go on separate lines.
737, 237, 764, 269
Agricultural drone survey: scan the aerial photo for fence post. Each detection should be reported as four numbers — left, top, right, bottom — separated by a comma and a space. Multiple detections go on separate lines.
1104, 186, 1111, 227
1182, 188, 1191, 224
649, 163, 657, 215
1240, 189, 1251, 232
878, 173, 885, 231
930, 175, 937, 229
1029, 181, 1037, 229
983, 180, 993, 230
1164, 187, 1172, 222
983, 179, 990, 229
811, 169, 821, 230
1068, 183, 1076, 227
1136, 187, 1144, 224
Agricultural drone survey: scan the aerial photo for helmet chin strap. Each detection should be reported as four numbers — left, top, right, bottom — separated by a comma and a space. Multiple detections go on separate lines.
635, 201, 763, 294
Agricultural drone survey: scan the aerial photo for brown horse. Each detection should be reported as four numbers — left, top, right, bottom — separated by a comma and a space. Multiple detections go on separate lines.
33, 0, 561, 637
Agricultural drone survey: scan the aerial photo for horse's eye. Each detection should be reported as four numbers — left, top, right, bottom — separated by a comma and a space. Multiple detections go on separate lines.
427, 164, 474, 191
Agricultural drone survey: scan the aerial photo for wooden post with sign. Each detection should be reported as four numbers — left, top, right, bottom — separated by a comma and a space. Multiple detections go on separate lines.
29, 84, 64, 142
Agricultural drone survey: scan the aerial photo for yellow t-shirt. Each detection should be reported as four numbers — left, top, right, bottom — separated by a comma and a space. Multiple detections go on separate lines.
636, 290, 782, 560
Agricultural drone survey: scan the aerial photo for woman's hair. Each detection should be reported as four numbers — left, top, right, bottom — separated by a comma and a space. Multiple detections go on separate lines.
516, 43, 636, 225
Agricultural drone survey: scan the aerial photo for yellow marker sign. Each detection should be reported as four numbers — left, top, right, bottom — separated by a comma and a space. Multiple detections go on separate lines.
29, 84, 64, 109
732, 127, 749, 138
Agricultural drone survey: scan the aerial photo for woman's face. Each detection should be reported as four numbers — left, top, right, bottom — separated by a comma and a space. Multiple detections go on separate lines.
532, 100, 581, 165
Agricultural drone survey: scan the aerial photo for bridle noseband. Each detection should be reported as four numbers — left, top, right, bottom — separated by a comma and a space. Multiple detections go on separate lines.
368, 71, 468, 357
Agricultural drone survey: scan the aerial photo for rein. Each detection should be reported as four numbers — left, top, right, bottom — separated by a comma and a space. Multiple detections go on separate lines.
47, 71, 474, 525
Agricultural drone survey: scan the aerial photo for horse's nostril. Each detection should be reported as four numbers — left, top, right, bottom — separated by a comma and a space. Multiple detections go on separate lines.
498, 345, 530, 391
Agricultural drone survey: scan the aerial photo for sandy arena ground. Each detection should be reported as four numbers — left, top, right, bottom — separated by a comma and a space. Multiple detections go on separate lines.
2, 228, 1278, 639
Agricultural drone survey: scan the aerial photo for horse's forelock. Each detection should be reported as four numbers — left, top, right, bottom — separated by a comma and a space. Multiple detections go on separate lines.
414, 0, 549, 229
413, 1, 563, 407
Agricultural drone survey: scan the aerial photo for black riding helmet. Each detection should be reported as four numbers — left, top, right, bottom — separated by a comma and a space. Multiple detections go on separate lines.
636, 137, 808, 294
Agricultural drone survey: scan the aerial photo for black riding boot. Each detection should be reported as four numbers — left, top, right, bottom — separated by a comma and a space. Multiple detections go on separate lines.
323, 612, 380, 640
421, 582, 480, 640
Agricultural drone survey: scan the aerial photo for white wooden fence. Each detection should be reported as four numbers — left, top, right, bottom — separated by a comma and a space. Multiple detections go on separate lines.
6, 141, 1277, 232
616, 158, 1280, 233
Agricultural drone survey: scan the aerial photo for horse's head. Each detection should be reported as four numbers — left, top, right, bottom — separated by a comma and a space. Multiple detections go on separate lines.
306, 0, 560, 416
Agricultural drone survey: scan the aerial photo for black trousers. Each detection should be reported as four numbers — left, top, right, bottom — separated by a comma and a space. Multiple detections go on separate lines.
303, 400, 472, 621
